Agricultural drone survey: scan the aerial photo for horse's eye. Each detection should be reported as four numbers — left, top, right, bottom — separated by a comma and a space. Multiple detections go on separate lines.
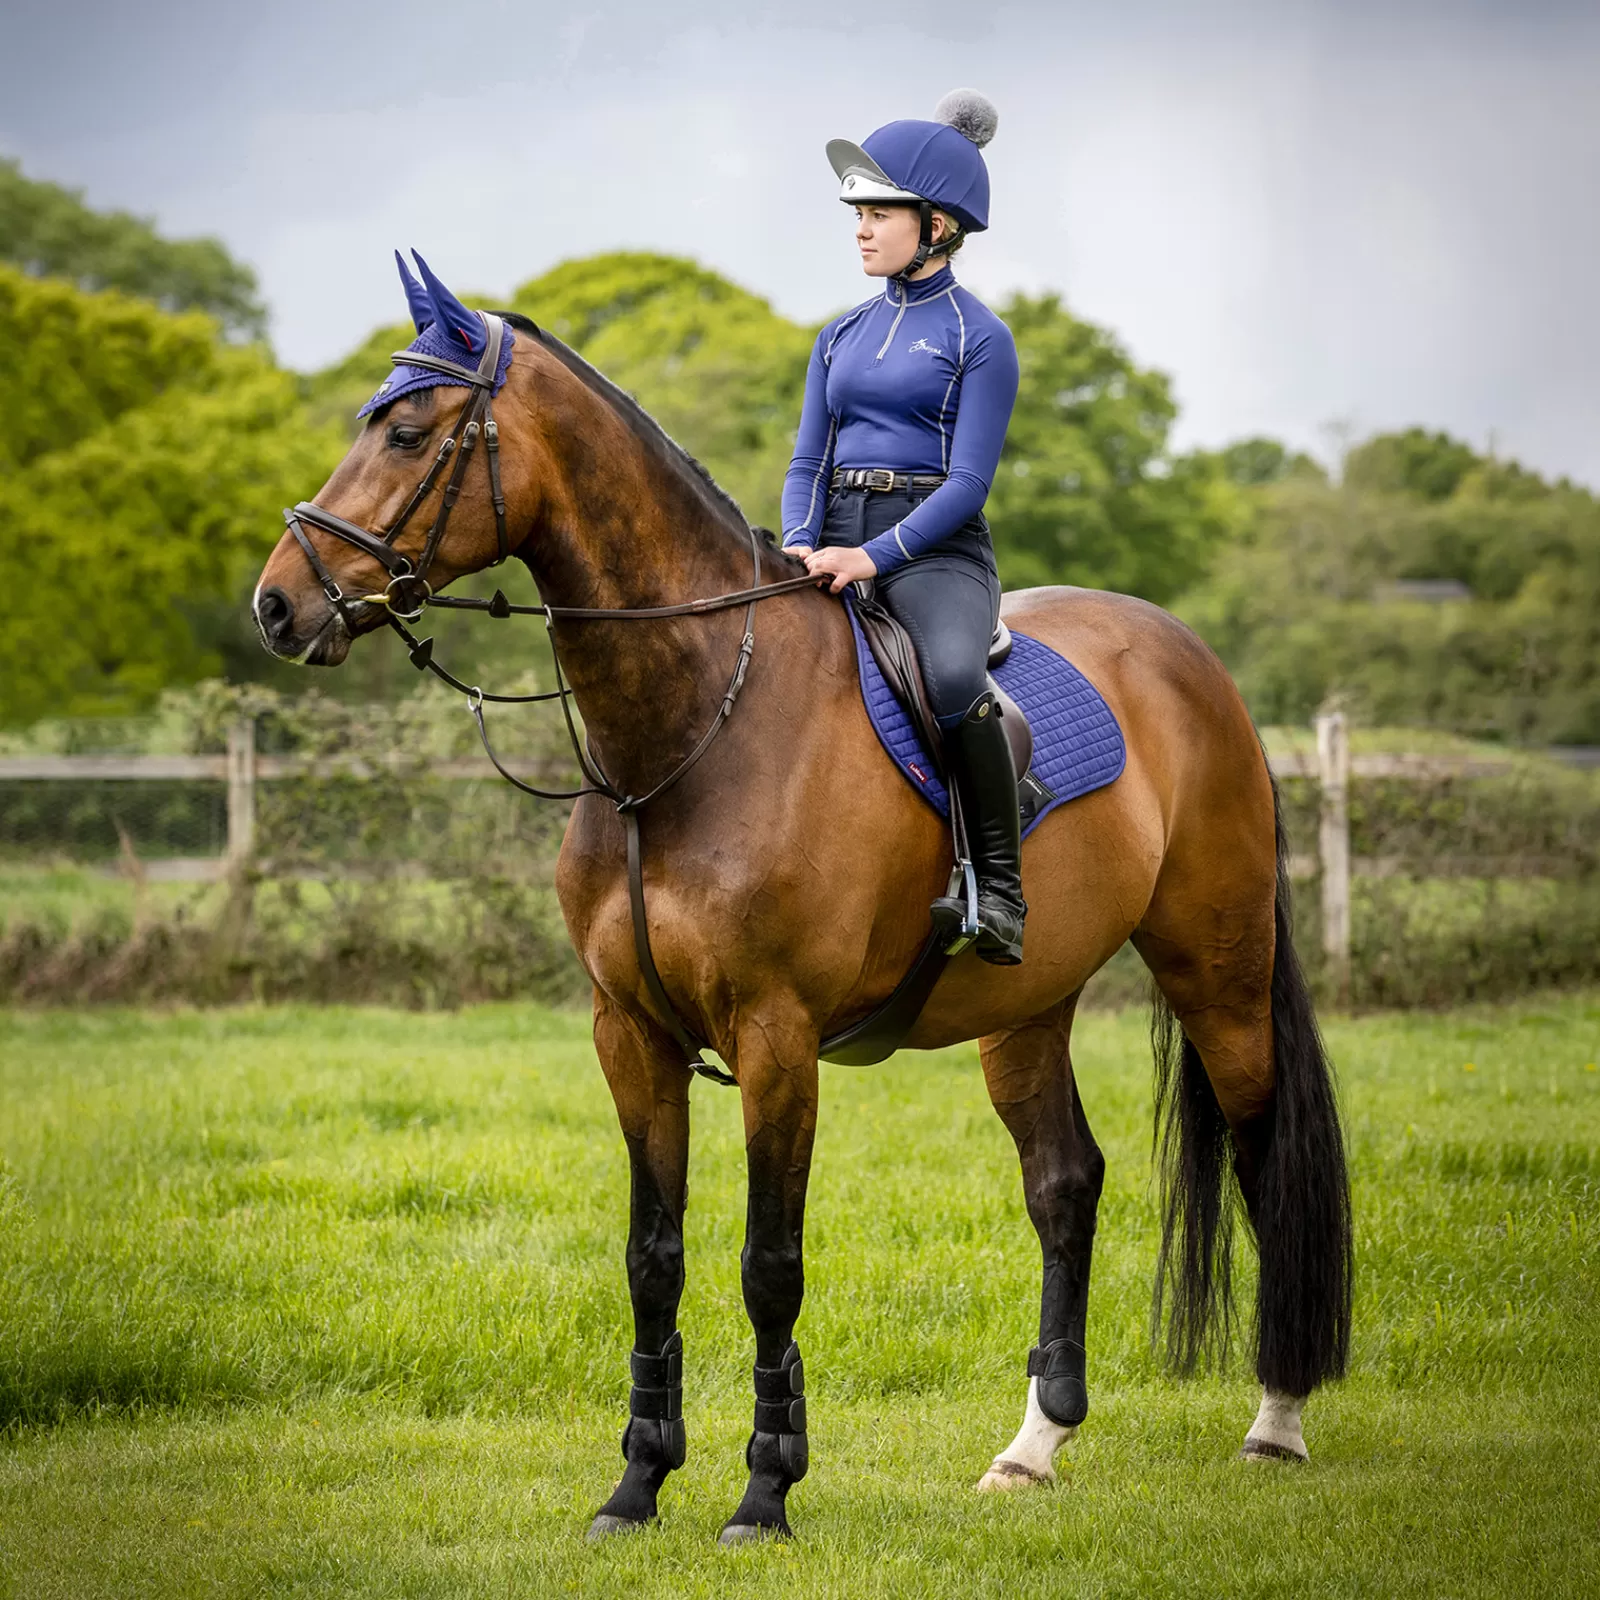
388, 425, 426, 450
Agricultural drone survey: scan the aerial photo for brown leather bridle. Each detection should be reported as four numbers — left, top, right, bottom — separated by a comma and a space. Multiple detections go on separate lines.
284, 313, 512, 627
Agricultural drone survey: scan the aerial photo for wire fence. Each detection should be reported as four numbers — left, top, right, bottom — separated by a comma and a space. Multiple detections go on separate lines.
1, 687, 1596, 1008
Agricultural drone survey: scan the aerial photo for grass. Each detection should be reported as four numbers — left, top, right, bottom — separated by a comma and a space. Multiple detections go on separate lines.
0, 997, 1597, 1596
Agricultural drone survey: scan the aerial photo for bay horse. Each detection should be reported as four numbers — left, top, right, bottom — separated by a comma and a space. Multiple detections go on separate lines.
253, 282, 1351, 1544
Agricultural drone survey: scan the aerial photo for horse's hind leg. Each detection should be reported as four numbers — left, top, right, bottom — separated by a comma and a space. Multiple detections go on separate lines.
1134, 809, 1352, 1463
588, 997, 694, 1538
976, 993, 1105, 1491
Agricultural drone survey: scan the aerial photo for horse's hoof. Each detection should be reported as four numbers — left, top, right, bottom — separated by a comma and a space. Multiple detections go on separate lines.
587, 1512, 652, 1541
977, 1458, 1053, 1492
1240, 1436, 1308, 1464
718, 1521, 790, 1546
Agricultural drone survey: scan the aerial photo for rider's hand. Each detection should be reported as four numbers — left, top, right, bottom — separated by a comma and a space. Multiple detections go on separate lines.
803, 545, 878, 594
784, 544, 813, 562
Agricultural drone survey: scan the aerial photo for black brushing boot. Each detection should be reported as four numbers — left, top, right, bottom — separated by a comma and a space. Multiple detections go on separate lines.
720, 1340, 808, 1544
588, 1331, 686, 1539
947, 691, 1028, 965
1029, 1335, 1089, 1425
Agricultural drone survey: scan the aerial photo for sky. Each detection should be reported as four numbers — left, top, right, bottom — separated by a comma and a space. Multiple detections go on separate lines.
4, 0, 1597, 484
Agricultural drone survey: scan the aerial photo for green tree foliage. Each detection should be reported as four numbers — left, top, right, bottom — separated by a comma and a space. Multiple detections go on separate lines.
1343, 426, 1480, 501
0, 274, 343, 725
1212, 436, 1327, 487
0, 160, 267, 339
962, 292, 1250, 600
1179, 439, 1600, 743
0, 265, 221, 472
510, 253, 815, 528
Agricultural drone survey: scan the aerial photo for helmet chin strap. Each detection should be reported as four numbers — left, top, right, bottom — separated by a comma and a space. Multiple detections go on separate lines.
892, 199, 963, 283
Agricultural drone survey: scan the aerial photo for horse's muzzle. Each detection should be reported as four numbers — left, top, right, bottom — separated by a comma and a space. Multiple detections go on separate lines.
254, 585, 352, 666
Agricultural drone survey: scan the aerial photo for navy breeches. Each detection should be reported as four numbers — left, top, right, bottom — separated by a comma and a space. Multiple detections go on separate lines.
819, 485, 1001, 727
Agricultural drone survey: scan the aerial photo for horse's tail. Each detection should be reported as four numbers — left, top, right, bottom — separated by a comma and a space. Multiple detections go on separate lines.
1150, 990, 1238, 1374
1253, 772, 1352, 1393
1151, 771, 1352, 1392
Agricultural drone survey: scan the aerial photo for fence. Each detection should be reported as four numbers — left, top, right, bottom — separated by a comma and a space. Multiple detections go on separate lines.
3, 709, 1582, 1007
0, 719, 568, 881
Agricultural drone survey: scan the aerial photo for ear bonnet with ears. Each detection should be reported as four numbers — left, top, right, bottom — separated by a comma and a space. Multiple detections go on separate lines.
357, 250, 515, 418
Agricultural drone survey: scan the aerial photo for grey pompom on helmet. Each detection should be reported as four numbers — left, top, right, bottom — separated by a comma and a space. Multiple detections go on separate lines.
934, 88, 999, 149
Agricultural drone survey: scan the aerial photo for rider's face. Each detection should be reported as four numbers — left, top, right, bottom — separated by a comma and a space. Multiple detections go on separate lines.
852, 204, 950, 277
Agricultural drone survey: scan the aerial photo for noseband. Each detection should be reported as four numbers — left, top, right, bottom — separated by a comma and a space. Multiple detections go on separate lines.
283, 313, 511, 626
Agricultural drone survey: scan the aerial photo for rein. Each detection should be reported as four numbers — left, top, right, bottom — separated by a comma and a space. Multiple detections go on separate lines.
282, 313, 819, 1083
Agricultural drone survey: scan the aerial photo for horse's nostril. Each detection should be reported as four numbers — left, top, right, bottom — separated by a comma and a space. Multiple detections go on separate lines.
257, 586, 294, 642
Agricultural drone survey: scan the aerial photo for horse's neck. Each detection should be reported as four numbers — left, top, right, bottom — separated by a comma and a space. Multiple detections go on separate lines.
523, 405, 763, 796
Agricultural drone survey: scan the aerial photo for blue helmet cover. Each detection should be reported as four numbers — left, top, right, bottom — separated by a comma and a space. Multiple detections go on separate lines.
357, 250, 515, 419
860, 120, 991, 233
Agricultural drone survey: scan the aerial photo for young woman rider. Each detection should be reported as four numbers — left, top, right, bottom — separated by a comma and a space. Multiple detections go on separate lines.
781, 89, 1027, 964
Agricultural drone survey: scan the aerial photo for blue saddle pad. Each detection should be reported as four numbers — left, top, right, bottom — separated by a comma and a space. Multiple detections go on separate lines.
845, 596, 1126, 839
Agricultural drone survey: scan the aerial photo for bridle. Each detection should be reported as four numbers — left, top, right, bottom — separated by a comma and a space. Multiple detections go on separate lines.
284, 313, 512, 627
279, 312, 818, 1083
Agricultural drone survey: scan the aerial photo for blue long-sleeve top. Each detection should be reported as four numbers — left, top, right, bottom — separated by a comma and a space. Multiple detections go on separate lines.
780, 262, 1019, 574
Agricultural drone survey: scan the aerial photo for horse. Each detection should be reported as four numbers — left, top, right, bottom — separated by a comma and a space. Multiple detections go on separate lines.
253, 270, 1351, 1545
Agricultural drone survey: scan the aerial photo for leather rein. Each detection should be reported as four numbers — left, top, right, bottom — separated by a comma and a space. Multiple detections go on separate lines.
282, 312, 817, 1084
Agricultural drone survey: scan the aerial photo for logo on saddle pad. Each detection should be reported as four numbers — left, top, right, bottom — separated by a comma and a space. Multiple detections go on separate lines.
907, 338, 945, 357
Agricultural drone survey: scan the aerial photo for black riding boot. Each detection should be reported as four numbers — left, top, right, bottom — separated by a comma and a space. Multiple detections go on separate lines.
947, 691, 1027, 965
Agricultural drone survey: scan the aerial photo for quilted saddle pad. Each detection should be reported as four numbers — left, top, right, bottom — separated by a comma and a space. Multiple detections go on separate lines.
843, 595, 1126, 839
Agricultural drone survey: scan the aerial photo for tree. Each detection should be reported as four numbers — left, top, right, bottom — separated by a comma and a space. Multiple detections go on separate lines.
0, 264, 221, 472
0, 274, 343, 725
1343, 427, 1480, 502
511, 253, 814, 529
1211, 436, 1327, 487
0, 159, 267, 340
1176, 451, 1600, 743
984, 293, 1251, 600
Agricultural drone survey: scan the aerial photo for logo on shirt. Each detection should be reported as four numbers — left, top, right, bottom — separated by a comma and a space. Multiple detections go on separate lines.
907, 338, 945, 357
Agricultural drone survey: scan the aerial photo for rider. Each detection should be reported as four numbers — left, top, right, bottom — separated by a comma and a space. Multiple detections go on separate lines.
782, 89, 1026, 965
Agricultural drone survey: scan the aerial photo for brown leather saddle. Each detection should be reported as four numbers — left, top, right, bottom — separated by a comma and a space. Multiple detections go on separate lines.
851, 588, 1036, 808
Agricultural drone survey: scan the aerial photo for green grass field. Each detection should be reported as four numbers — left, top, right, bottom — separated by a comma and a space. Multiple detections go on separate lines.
1, 997, 1597, 1597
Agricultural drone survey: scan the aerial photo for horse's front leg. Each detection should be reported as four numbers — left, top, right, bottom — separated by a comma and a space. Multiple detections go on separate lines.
718, 1011, 819, 1545
588, 997, 694, 1540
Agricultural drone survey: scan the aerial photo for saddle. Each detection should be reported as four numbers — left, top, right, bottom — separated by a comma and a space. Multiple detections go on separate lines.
850, 587, 1035, 801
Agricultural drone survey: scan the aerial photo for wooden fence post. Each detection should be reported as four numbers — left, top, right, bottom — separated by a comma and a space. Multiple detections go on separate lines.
1316, 711, 1351, 1003
226, 718, 256, 867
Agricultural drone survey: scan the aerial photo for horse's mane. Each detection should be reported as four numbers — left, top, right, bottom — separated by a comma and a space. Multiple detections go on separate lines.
497, 311, 761, 547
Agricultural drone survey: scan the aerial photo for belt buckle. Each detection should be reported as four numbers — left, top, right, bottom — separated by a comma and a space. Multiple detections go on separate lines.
865, 469, 895, 492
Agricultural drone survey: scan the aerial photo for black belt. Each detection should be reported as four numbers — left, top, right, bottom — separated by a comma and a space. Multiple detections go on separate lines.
831, 469, 947, 492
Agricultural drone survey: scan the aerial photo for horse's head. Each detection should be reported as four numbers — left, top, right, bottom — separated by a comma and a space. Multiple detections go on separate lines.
254, 252, 529, 666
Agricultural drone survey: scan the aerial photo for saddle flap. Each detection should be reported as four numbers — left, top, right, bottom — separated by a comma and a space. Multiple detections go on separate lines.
853, 590, 1036, 784
854, 595, 947, 770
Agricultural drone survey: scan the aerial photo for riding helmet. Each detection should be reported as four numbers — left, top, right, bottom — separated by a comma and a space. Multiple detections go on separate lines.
826, 88, 999, 235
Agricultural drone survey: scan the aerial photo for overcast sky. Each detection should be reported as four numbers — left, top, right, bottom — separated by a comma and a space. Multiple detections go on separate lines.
5, 0, 1597, 484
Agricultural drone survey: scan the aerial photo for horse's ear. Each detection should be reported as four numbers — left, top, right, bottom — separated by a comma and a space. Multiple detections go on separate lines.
395, 249, 433, 333
411, 250, 485, 356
